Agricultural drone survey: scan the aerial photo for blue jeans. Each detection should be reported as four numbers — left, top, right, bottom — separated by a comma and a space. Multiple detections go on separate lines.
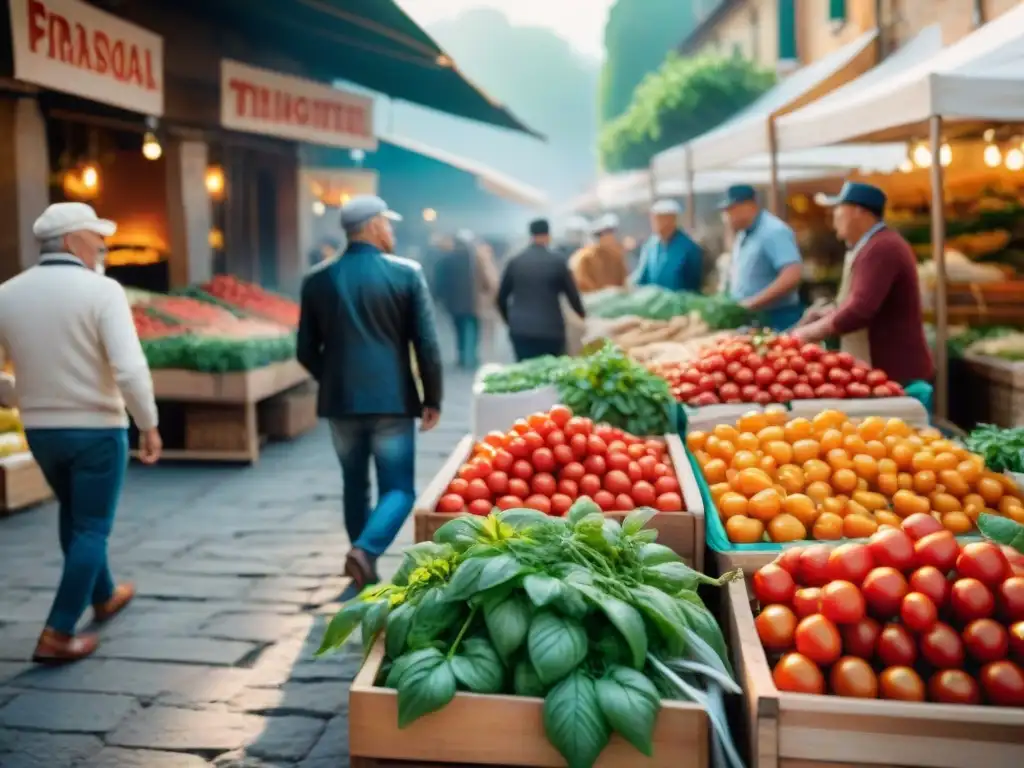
329, 417, 416, 558
25, 428, 127, 635
452, 314, 479, 369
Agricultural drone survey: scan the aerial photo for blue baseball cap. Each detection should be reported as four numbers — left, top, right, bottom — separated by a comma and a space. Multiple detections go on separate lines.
816, 181, 887, 217
339, 195, 402, 233
717, 184, 757, 210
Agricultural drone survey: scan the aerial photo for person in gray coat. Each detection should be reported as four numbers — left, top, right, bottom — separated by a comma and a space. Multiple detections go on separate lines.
435, 232, 479, 369
497, 219, 586, 361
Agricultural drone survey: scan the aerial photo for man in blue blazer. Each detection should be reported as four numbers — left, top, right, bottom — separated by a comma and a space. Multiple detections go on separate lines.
297, 195, 443, 589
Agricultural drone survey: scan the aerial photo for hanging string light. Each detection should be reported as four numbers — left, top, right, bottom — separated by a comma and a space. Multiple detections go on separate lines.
911, 143, 932, 168
984, 143, 1003, 168
1006, 148, 1024, 172
939, 143, 952, 167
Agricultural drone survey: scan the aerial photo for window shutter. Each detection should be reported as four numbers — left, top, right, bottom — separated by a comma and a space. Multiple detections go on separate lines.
829, 0, 847, 22
778, 0, 797, 61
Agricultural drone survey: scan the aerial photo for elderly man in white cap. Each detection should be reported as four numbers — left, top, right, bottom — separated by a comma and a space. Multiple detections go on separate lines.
568, 213, 628, 293
0, 202, 161, 663
633, 199, 704, 292
297, 195, 443, 590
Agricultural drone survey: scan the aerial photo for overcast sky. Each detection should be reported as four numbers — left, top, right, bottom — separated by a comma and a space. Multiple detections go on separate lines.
396, 0, 615, 60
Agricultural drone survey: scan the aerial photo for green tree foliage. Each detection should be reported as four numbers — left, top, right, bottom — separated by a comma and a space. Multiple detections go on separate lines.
599, 54, 775, 173
600, 0, 703, 124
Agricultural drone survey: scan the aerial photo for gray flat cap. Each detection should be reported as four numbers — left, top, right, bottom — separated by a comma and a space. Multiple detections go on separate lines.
651, 199, 682, 216
340, 195, 401, 232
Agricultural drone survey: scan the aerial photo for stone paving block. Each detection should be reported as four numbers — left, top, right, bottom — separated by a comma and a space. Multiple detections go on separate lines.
135, 575, 252, 601
245, 584, 319, 605
299, 713, 348, 767
244, 715, 325, 762
198, 612, 313, 644
107, 707, 267, 752
0, 593, 53, 623
0, 729, 103, 767
164, 558, 285, 577
12, 659, 201, 697
93, 636, 257, 666
0, 691, 136, 732
0, 623, 43, 661
83, 747, 213, 767
99, 607, 215, 639
157, 668, 254, 708
0, 661, 30, 685
230, 681, 347, 718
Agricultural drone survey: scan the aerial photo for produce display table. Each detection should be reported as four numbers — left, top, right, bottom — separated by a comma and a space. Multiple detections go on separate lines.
413, 433, 706, 570
348, 640, 710, 768
0, 453, 52, 514
140, 359, 312, 463
725, 579, 1023, 768
963, 352, 1024, 428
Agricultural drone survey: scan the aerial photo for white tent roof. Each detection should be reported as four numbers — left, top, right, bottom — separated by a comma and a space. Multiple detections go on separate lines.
655, 28, 877, 176
773, 5, 1024, 145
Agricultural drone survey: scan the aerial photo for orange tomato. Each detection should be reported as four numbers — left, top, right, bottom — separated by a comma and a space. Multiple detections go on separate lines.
765, 441, 794, 466
941, 510, 973, 535
738, 411, 768, 434
813, 409, 847, 431
877, 458, 898, 476
930, 492, 962, 515
812, 512, 844, 540
857, 416, 886, 441
877, 473, 900, 497
726, 515, 765, 543
882, 417, 912, 437
1006, 505, 1024, 525
782, 493, 818, 526
732, 450, 760, 471
803, 459, 832, 484
758, 455, 779, 475
820, 496, 847, 518
748, 488, 783, 521
827, 449, 854, 471
962, 493, 986, 518
784, 418, 813, 443
718, 492, 749, 519
777, 465, 806, 494
842, 435, 868, 456
792, 439, 822, 464
806, 480, 833, 505
978, 475, 1005, 505
913, 470, 937, 495
710, 482, 731, 503
845, 500, 871, 519
769, 513, 807, 542
713, 424, 740, 443
757, 426, 785, 444
875, 509, 903, 528
910, 452, 936, 473
897, 472, 915, 491
819, 429, 844, 453
737, 432, 761, 451
694, 450, 711, 467
687, 430, 708, 452
852, 454, 879, 482
710, 439, 736, 463
831, 468, 859, 494
736, 467, 774, 496
933, 452, 959, 472
938, 469, 969, 497
890, 442, 916, 470
703, 458, 728, 484
865, 440, 888, 460
843, 514, 878, 539
999, 495, 1024, 516
853, 491, 887, 512
892, 489, 930, 518
764, 405, 789, 427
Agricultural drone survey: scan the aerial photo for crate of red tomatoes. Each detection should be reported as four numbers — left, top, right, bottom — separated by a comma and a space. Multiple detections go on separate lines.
725, 512, 1024, 768
414, 405, 706, 569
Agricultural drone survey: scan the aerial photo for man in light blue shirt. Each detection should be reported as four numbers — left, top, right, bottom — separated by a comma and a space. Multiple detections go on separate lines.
721, 185, 803, 330
632, 199, 703, 292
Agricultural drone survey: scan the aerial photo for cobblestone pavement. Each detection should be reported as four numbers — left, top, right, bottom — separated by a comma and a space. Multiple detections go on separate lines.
0, 367, 479, 767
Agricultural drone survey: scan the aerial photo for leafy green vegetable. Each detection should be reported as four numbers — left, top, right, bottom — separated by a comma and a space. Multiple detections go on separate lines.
978, 512, 1024, 554
543, 671, 611, 768
966, 424, 1024, 473
587, 286, 755, 329
481, 356, 572, 394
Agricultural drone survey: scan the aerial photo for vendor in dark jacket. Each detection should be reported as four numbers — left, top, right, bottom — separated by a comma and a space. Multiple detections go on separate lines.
793, 182, 933, 385
297, 195, 443, 588
498, 218, 586, 361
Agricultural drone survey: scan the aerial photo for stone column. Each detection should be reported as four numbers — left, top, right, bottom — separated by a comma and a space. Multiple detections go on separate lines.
165, 135, 213, 288
0, 95, 50, 282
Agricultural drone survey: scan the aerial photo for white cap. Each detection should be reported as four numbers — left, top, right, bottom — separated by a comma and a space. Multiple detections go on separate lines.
33, 203, 116, 240
592, 213, 619, 234
651, 199, 682, 216
340, 195, 401, 232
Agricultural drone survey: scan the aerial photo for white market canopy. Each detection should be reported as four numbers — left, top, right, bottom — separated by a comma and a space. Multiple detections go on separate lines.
380, 132, 549, 210
652, 28, 877, 177
773, 5, 1024, 145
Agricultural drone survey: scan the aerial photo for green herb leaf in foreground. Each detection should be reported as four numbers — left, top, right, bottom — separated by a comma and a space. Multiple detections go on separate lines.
978, 512, 1024, 554
396, 651, 457, 728
595, 665, 660, 756
528, 610, 589, 685
965, 424, 1024, 474
544, 671, 611, 768
450, 637, 505, 694
483, 592, 531, 660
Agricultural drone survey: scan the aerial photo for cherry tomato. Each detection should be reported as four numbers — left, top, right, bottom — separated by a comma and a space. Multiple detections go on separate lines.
522, 431, 545, 453
956, 542, 1010, 588
548, 404, 572, 427
899, 592, 938, 634
586, 435, 608, 455
901, 512, 944, 541
879, 666, 926, 701
614, 493, 635, 511
827, 543, 875, 584
486, 471, 509, 496
495, 495, 523, 510
962, 618, 1009, 663
447, 478, 470, 496
507, 478, 530, 499
820, 580, 866, 624
436, 493, 465, 513
928, 669, 981, 705
773, 652, 825, 694
950, 578, 996, 623
593, 490, 616, 511
756, 604, 798, 651
798, 545, 833, 587
655, 492, 682, 512
979, 660, 1024, 706
583, 455, 607, 476
841, 617, 881, 659
531, 473, 557, 497
602, 470, 631, 495
920, 622, 965, 669
862, 567, 909, 618
1010, 621, 1024, 661
876, 623, 917, 667
830, 656, 878, 698
866, 528, 915, 573
569, 433, 589, 459
792, 587, 823, 618
775, 548, 802, 577
556, 478, 578, 499
630, 480, 657, 508
908, 566, 950, 608
552, 444, 575, 466
913, 530, 959, 573
578, 474, 602, 497
753, 564, 797, 606
795, 614, 842, 665
465, 478, 491, 502
998, 576, 1024, 622
523, 494, 551, 515
467, 499, 493, 516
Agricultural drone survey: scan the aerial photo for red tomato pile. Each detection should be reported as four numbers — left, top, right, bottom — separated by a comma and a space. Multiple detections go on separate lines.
204, 275, 300, 328
753, 514, 1024, 706
132, 306, 179, 340
653, 333, 904, 407
150, 296, 240, 327
435, 406, 684, 517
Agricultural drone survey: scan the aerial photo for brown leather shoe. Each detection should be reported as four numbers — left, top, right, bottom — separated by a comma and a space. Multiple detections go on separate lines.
93, 583, 136, 622
32, 628, 99, 665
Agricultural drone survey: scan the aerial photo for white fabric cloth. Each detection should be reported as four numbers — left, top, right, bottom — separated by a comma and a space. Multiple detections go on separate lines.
32, 202, 116, 240
0, 255, 158, 431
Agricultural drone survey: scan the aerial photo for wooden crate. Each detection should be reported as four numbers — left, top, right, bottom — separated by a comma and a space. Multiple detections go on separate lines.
725, 579, 1024, 768
413, 434, 706, 571
259, 382, 318, 440
0, 454, 52, 514
349, 640, 708, 768
185, 405, 252, 453
150, 359, 310, 404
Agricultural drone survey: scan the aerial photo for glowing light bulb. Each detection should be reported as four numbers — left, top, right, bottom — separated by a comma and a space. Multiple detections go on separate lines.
1006, 148, 1024, 171
984, 144, 1003, 168
205, 166, 225, 196
312, 201, 326, 216
422, 208, 437, 222
81, 165, 99, 189
142, 132, 162, 160
940, 144, 952, 167
983, 129, 995, 142
911, 144, 932, 168
898, 158, 914, 173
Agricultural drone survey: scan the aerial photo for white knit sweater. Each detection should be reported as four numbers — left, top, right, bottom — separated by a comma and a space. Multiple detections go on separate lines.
0, 255, 158, 431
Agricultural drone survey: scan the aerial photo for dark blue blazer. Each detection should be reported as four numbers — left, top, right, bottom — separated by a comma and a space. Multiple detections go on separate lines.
297, 242, 443, 418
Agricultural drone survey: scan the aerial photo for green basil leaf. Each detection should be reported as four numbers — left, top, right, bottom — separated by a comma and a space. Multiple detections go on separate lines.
484, 592, 531, 660
433, 515, 486, 546
396, 651, 457, 728
628, 584, 688, 656
361, 600, 390, 656
553, 584, 590, 619
407, 589, 462, 649
595, 665, 660, 756
451, 637, 505, 693
543, 671, 611, 768
497, 508, 553, 530
477, 553, 528, 592
513, 657, 547, 697
633, 528, 659, 543
567, 496, 601, 525
528, 610, 588, 685
523, 573, 564, 608
638, 542, 681, 566
978, 512, 1024, 554
316, 600, 370, 656
442, 557, 489, 602
675, 597, 732, 671
622, 507, 657, 536
642, 561, 707, 593
573, 584, 648, 671
385, 601, 415, 659
403, 541, 455, 565
392, 556, 417, 587
386, 647, 444, 688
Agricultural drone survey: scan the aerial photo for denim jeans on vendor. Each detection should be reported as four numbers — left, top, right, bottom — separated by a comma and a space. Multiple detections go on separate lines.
452, 314, 479, 369
24, 428, 127, 635
329, 417, 416, 558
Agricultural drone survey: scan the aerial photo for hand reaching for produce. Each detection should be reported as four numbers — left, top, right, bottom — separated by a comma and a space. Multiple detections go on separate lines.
138, 427, 162, 464
420, 407, 440, 432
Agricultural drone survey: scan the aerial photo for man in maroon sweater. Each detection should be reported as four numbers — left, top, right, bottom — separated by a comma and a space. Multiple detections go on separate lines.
794, 182, 933, 384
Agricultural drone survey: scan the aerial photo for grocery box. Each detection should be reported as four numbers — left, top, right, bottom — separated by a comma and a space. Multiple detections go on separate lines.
0, 453, 52, 514
683, 404, 765, 436
349, 639, 709, 768
725, 579, 1024, 768
414, 433, 706, 571
787, 396, 929, 429
259, 381, 318, 440
471, 366, 561, 438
